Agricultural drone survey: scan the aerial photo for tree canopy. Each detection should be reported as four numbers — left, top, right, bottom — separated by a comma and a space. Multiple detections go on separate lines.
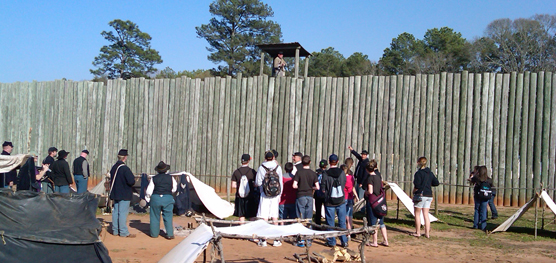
196, 0, 282, 76
90, 19, 163, 79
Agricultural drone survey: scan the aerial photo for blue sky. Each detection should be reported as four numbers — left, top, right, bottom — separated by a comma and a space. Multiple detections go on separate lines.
1, 0, 554, 83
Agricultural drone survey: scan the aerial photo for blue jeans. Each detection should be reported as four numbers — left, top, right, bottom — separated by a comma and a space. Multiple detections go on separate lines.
279, 203, 296, 219
74, 175, 88, 194
488, 195, 498, 218
55, 185, 69, 193
346, 199, 354, 217
366, 199, 385, 227
113, 200, 131, 237
150, 195, 175, 238
474, 199, 488, 230
296, 196, 313, 220
325, 203, 348, 246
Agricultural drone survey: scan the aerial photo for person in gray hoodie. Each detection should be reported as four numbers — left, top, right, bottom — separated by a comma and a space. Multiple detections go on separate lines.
321, 154, 348, 247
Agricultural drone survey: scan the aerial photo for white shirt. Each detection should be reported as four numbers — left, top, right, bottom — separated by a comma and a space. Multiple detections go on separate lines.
145, 173, 177, 202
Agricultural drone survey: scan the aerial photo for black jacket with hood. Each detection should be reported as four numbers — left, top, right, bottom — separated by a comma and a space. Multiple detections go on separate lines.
322, 167, 346, 207
412, 167, 439, 197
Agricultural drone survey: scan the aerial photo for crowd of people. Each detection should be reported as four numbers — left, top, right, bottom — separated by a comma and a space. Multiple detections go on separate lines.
0, 142, 91, 194
0, 139, 499, 244
229, 147, 393, 248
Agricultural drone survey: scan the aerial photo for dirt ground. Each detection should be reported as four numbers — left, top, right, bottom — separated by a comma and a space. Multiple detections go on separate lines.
100, 204, 556, 263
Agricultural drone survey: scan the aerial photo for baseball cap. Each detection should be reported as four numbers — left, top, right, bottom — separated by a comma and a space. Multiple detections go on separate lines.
361, 150, 369, 155
319, 159, 328, 168
82, 149, 90, 154
329, 154, 339, 162
241, 154, 251, 162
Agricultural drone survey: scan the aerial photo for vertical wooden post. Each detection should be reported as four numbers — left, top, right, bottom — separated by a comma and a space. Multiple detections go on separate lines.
396, 198, 400, 220
295, 47, 300, 79
260, 52, 265, 76
434, 187, 438, 216
304, 55, 310, 79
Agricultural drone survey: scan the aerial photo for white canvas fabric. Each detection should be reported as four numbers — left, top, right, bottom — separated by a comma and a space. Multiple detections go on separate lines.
491, 190, 556, 233
386, 182, 439, 225
159, 223, 213, 263
0, 154, 30, 173
216, 219, 341, 239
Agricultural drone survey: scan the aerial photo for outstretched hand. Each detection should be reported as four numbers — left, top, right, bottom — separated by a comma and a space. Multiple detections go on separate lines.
348, 146, 353, 151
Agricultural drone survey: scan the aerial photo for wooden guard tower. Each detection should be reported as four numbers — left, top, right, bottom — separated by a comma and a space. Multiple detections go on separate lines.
256, 42, 312, 78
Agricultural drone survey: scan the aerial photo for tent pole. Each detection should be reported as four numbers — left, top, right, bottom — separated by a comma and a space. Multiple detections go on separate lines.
534, 191, 538, 239
434, 187, 439, 216
260, 52, 265, 76
396, 197, 400, 220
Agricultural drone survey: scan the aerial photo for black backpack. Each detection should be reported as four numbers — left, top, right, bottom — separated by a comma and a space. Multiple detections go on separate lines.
262, 165, 281, 197
477, 181, 493, 201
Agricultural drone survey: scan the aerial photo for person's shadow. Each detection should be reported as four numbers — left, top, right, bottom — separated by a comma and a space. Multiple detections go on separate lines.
129, 219, 151, 236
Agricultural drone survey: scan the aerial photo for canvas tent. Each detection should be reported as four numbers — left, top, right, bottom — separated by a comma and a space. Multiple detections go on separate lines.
490, 190, 556, 234
0, 154, 30, 173
90, 171, 234, 219
0, 189, 111, 263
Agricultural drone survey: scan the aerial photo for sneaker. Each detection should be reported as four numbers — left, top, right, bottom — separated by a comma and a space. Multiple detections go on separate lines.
273, 240, 282, 247
324, 242, 335, 247
296, 241, 305, 247
122, 234, 136, 238
341, 242, 349, 248
491, 216, 498, 219
257, 240, 267, 247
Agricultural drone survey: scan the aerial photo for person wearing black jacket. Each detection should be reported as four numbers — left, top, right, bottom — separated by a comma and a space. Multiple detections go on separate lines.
41, 147, 57, 193
72, 150, 90, 194
412, 157, 439, 238
1, 141, 17, 188
348, 146, 369, 212
231, 154, 258, 222
109, 149, 136, 238
469, 165, 494, 231
16, 154, 49, 192
51, 150, 74, 193
146, 161, 177, 239
321, 154, 348, 247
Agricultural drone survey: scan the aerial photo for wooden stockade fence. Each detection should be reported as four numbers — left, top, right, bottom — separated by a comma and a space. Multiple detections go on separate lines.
1, 71, 555, 207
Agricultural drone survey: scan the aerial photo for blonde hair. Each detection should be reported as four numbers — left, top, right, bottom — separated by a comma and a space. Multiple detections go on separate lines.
344, 157, 354, 171
117, 155, 126, 161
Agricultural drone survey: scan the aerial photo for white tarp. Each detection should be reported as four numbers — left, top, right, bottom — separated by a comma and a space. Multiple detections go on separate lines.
491, 191, 556, 233
0, 154, 30, 173
185, 172, 234, 219
540, 191, 556, 215
89, 176, 106, 195
386, 182, 439, 225
216, 219, 341, 239
160, 220, 342, 263
159, 223, 213, 263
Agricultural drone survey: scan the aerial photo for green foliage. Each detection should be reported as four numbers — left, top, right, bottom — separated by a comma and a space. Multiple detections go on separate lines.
308, 47, 345, 77
90, 19, 163, 79
155, 67, 213, 79
341, 52, 377, 76
196, 0, 282, 76
379, 32, 423, 75
379, 28, 469, 74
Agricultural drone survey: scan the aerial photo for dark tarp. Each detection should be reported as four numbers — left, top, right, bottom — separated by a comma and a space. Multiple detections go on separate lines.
0, 189, 112, 263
